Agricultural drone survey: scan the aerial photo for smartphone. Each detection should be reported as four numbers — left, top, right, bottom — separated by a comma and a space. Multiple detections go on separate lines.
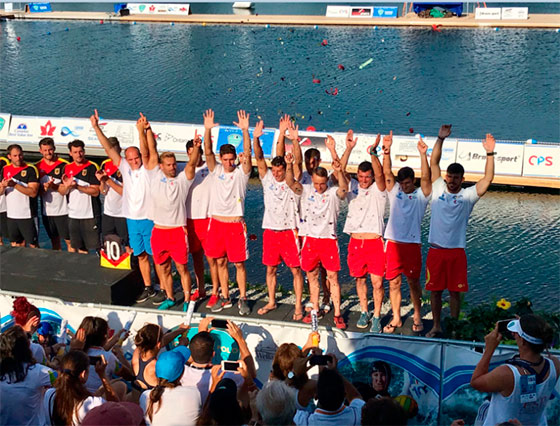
212, 319, 228, 329
498, 319, 515, 334
89, 355, 102, 365
309, 355, 332, 366
221, 360, 240, 371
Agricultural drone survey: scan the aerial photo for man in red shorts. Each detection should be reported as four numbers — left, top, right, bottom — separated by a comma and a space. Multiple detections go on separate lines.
253, 119, 304, 321
426, 125, 495, 337
342, 134, 387, 332
203, 109, 253, 315
141, 113, 201, 311
382, 132, 431, 334
286, 153, 349, 329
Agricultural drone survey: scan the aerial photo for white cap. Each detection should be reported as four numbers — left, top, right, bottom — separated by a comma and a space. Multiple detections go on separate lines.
507, 319, 544, 345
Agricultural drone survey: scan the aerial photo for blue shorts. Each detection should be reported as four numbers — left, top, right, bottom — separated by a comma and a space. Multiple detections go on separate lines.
126, 219, 154, 256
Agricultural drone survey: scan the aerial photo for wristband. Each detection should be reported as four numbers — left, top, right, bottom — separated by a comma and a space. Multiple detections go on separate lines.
486, 152, 496, 156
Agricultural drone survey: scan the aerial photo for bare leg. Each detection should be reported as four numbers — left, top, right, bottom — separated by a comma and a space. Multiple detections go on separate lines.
450, 291, 461, 319
175, 263, 192, 302
64, 239, 73, 252
407, 276, 423, 328
137, 252, 152, 287
388, 276, 402, 326
191, 250, 206, 295
356, 277, 369, 312
306, 268, 320, 311
327, 270, 342, 317
206, 255, 219, 296
216, 257, 230, 299
291, 267, 304, 317
428, 290, 443, 337
155, 260, 174, 300
371, 274, 384, 318
319, 264, 331, 305
234, 262, 247, 298
263, 265, 278, 308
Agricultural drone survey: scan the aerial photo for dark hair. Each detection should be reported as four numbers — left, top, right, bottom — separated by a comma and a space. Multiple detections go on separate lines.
107, 137, 121, 154
6, 144, 22, 155
197, 378, 243, 426
270, 156, 286, 168
271, 343, 302, 382
186, 139, 204, 157
52, 351, 91, 426
67, 140, 85, 151
371, 361, 392, 386
134, 324, 161, 355
312, 166, 328, 179
189, 332, 214, 364
0, 326, 34, 383
147, 378, 181, 422
78, 317, 108, 352
397, 167, 415, 182
317, 368, 345, 411
446, 162, 465, 176
519, 314, 555, 353
11, 296, 40, 327
304, 148, 321, 164
39, 138, 55, 148
361, 397, 408, 426
357, 161, 373, 174
219, 144, 237, 157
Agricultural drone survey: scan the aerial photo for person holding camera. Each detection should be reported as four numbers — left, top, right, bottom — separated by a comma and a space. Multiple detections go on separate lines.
470, 314, 559, 426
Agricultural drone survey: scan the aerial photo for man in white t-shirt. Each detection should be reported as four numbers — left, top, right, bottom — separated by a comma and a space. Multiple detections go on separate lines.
203, 109, 252, 315
0, 156, 9, 246
142, 115, 200, 311
426, 125, 495, 338
185, 139, 219, 310
382, 132, 432, 335
253, 119, 304, 320
91, 110, 165, 305
286, 153, 349, 330
342, 134, 387, 333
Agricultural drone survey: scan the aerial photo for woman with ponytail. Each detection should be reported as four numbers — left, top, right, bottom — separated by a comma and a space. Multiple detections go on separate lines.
11, 296, 47, 364
139, 349, 201, 426
44, 350, 120, 425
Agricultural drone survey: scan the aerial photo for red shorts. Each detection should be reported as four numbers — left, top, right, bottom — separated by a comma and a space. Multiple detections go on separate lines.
150, 227, 188, 265
347, 237, 385, 278
263, 229, 300, 268
425, 247, 468, 292
301, 237, 340, 272
385, 241, 422, 281
187, 218, 210, 253
205, 218, 248, 263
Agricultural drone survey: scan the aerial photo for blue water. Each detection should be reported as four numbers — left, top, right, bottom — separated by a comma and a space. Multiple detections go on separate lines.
1, 15, 559, 311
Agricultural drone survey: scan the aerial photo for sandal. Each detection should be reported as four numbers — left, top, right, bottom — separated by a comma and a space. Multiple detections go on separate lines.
426, 329, 443, 338
292, 312, 304, 321
257, 304, 277, 316
320, 302, 332, 315
383, 322, 402, 334
412, 322, 424, 333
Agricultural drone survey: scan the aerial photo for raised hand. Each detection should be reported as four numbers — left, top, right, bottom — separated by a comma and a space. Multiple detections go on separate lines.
253, 120, 264, 139
203, 109, 219, 130
193, 129, 202, 146
325, 135, 336, 152
332, 159, 342, 172
90, 109, 100, 128
483, 133, 496, 153
417, 137, 428, 155
346, 129, 358, 150
278, 114, 290, 134
233, 110, 250, 131
287, 121, 299, 142
136, 112, 150, 131
285, 152, 295, 164
70, 328, 86, 351
226, 320, 244, 343
94, 356, 108, 378
381, 132, 391, 155
438, 124, 452, 139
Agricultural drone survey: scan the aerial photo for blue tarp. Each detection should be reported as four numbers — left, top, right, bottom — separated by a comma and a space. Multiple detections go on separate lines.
413, 2, 463, 17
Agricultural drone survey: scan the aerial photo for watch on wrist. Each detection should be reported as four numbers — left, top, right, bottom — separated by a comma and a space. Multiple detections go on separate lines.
486, 152, 496, 156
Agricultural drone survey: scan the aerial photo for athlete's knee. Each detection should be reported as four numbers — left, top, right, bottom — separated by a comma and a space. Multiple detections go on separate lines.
389, 278, 401, 290
371, 275, 383, 289
234, 262, 246, 270
266, 266, 278, 275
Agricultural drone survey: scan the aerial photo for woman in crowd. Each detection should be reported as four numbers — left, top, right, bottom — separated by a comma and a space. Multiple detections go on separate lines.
11, 296, 47, 364
43, 350, 120, 425
0, 326, 56, 426
470, 314, 560, 426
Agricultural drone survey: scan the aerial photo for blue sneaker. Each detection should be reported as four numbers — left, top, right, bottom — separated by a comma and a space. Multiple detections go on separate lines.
370, 317, 382, 333
158, 299, 175, 310
183, 302, 189, 312
356, 311, 371, 329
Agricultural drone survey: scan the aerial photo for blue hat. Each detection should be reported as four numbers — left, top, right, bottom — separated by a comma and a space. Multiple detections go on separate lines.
155, 350, 185, 382
37, 321, 53, 336
173, 345, 191, 363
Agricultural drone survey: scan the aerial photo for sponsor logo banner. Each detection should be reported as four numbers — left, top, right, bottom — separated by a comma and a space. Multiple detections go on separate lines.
0, 114, 10, 141
325, 5, 350, 17
456, 140, 524, 175
216, 126, 276, 158
392, 136, 457, 172
373, 6, 398, 18
126, 3, 190, 15
522, 144, 560, 178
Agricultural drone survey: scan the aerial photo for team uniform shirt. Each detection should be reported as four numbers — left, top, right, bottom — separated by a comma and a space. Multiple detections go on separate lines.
179, 365, 244, 405
209, 164, 250, 217
343, 179, 387, 235
43, 389, 105, 425
36, 158, 69, 217
261, 169, 300, 230
300, 185, 340, 239
294, 399, 366, 426
140, 386, 201, 426
2, 163, 39, 219
147, 168, 193, 227
118, 160, 152, 220
186, 164, 212, 220
385, 183, 430, 244
428, 177, 480, 249
101, 159, 124, 218
0, 363, 56, 426
0, 157, 9, 214
64, 161, 101, 220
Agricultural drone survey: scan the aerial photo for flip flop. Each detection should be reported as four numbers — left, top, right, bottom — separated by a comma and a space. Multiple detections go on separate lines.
292, 312, 304, 321
383, 322, 402, 334
257, 305, 277, 316
412, 322, 424, 333
426, 329, 443, 338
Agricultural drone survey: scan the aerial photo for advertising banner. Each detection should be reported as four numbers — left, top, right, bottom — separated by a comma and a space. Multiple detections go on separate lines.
150, 122, 205, 153
126, 3, 190, 15
391, 136, 457, 171
501, 7, 528, 19
522, 144, 560, 178
350, 6, 374, 18
8, 116, 62, 145
0, 114, 10, 141
475, 7, 501, 19
325, 5, 350, 17
29, 2, 52, 13
456, 140, 524, 175
373, 6, 398, 18
216, 126, 276, 158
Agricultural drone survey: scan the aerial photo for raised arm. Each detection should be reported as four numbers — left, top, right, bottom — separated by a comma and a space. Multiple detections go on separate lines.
371, 133, 385, 191
144, 116, 159, 170
325, 134, 339, 163
232, 110, 252, 175
285, 153, 303, 195
339, 129, 357, 172
185, 131, 202, 180
136, 113, 151, 168
96, 170, 123, 196
275, 114, 290, 157
90, 109, 121, 166
252, 120, 268, 178
475, 133, 495, 197
334, 160, 348, 199
418, 137, 432, 196
203, 109, 218, 172
431, 124, 452, 182
381, 132, 395, 191
287, 121, 302, 181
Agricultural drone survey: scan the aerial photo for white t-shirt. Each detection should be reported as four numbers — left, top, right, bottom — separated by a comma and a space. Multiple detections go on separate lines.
300, 185, 340, 239
147, 168, 193, 227
118, 160, 152, 220
140, 385, 201, 426
43, 388, 105, 425
261, 170, 300, 230
384, 183, 430, 244
0, 194, 5, 213
209, 164, 250, 217
179, 365, 244, 405
343, 180, 387, 235
186, 164, 212, 220
84, 347, 119, 394
3, 164, 39, 219
0, 363, 54, 426
37, 158, 69, 217
428, 178, 480, 249
101, 160, 124, 218
64, 162, 100, 220
294, 399, 365, 426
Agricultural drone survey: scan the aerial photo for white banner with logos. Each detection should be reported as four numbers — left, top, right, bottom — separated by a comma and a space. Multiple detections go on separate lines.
501, 7, 528, 20
475, 7, 501, 20
126, 3, 190, 15
456, 140, 524, 175
522, 144, 560, 178
0, 113, 10, 141
392, 136, 457, 172
325, 5, 350, 18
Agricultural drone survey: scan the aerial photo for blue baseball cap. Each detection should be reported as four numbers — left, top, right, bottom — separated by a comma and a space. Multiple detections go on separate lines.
155, 350, 186, 382
173, 345, 191, 363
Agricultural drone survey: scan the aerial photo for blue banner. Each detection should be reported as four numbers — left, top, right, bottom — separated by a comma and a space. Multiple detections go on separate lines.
373, 6, 398, 18
216, 126, 276, 158
29, 3, 52, 13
